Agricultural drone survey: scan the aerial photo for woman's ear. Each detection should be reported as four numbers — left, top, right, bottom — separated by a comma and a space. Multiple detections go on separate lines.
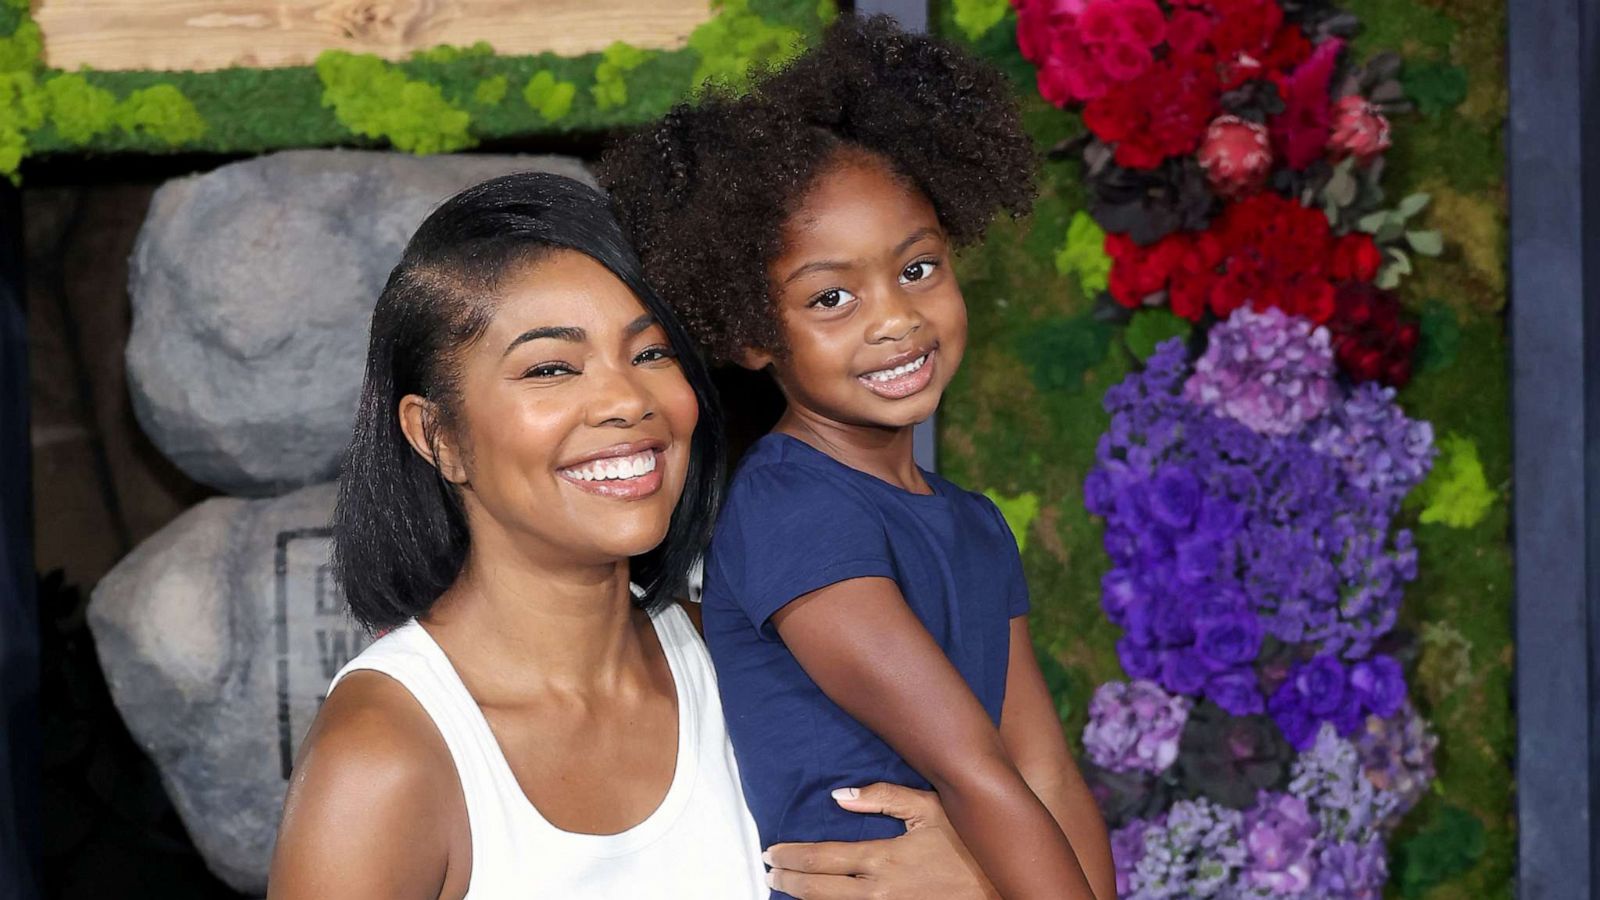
398, 394, 468, 484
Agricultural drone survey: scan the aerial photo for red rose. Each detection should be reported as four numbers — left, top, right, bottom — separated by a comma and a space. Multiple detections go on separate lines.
1085, 52, 1221, 169
1166, 9, 1213, 53
1325, 282, 1419, 385
1331, 234, 1383, 282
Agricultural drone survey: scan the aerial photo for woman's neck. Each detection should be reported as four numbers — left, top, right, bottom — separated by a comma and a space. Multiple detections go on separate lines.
774, 405, 929, 494
420, 523, 650, 702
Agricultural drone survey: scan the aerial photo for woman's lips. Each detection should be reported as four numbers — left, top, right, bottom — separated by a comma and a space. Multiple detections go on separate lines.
557, 449, 665, 500
858, 349, 936, 400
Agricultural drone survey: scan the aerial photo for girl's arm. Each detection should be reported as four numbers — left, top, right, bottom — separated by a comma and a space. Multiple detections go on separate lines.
998, 617, 1116, 900
268, 672, 462, 899
770, 577, 1097, 900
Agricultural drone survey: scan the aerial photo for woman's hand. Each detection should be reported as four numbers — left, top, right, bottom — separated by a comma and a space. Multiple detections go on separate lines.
764, 783, 999, 900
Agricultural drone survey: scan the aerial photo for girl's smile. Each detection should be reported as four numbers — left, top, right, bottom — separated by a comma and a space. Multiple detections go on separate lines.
858, 345, 939, 399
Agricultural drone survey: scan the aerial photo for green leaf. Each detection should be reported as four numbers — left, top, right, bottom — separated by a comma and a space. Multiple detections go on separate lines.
1357, 211, 1390, 234
1417, 434, 1497, 528
1417, 300, 1462, 373
983, 490, 1040, 553
1376, 219, 1406, 244
1401, 61, 1470, 117
1407, 229, 1445, 256
952, 0, 1010, 41
1124, 310, 1192, 362
1397, 192, 1432, 220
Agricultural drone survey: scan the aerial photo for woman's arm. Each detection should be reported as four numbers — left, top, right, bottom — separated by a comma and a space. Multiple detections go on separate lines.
268, 672, 464, 899
771, 577, 1096, 900
998, 617, 1116, 900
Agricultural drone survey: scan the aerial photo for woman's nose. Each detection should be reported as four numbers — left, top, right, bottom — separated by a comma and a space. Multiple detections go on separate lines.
586, 363, 654, 428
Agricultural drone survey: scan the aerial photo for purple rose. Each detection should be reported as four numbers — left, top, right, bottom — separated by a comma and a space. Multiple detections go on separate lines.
1207, 669, 1266, 715
1350, 654, 1405, 719
1149, 465, 1202, 529
1294, 655, 1348, 717
1333, 690, 1367, 738
1195, 612, 1264, 668
1114, 481, 1149, 528
1151, 597, 1196, 646
1195, 494, 1245, 537
1103, 528, 1137, 566
1101, 568, 1143, 626
1268, 681, 1319, 750
1118, 637, 1161, 680
1161, 648, 1210, 696
1084, 469, 1116, 517
1175, 536, 1220, 584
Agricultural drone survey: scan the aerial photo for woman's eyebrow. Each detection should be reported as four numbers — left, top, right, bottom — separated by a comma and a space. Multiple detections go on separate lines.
503, 325, 585, 356
625, 313, 658, 337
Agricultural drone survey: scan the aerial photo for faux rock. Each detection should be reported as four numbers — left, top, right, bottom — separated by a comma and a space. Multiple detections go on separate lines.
127, 149, 592, 495
90, 483, 368, 893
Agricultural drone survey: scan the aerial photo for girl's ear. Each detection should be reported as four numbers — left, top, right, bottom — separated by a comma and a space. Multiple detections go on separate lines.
736, 346, 774, 372
398, 394, 468, 484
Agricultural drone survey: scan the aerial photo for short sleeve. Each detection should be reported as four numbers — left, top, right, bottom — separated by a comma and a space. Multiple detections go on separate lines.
709, 462, 897, 638
977, 494, 1032, 619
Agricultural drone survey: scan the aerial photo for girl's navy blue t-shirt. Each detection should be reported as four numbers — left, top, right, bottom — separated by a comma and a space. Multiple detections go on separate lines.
702, 433, 1030, 871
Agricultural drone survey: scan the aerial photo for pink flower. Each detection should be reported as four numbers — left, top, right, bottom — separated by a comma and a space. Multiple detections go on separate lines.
1198, 115, 1272, 198
1328, 96, 1392, 164
1271, 38, 1344, 171
1098, 39, 1153, 81
1166, 9, 1213, 53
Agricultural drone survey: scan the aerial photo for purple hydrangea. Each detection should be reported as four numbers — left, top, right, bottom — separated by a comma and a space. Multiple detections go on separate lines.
1183, 307, 1337, 437
1239, 792, 1320, 894
1312, 838, 1389, 898
1288, 725, 1401, 842
1309, 381, 1436, 514
1119, 798, 1248, 899
1355, 703, 1438, 829
1085, 681, 1193, 775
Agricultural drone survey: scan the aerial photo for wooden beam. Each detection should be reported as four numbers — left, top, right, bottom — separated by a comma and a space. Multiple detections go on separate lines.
34, 0, 716, 73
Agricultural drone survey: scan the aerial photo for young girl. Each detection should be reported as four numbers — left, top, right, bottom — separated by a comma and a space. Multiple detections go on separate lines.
600, 16, 1115, 900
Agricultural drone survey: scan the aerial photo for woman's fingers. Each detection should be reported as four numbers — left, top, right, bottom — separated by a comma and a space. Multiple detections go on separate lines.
831, 782, 938, 828
766, 840, 890, 876
767, 868, 876, 899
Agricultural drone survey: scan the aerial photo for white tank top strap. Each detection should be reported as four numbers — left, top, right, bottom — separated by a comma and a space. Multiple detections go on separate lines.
325, 600, 764, 899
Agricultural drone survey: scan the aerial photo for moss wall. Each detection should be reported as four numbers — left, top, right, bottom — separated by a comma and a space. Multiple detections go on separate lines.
933, 1, 1510, 896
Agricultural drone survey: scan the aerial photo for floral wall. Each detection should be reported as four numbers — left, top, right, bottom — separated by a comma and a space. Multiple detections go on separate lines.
935, 0, 1509, 896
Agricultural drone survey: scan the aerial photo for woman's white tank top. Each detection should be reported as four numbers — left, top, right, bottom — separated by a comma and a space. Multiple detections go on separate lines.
327, 603, 767, 898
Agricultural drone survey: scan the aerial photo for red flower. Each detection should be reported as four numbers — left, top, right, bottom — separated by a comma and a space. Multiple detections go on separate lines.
1270, 39, 1344, 171
1107, 232, 1193, 307
1013, 0, 1170, 106
1330, 234, 1383, 282
1198, 115, 1272, 198
1324, 282, 1420, 385
1328, 96, 1393, 165
1084, 52, 1221, 169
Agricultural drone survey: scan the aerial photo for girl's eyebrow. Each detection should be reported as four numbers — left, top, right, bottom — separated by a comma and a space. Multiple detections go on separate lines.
780, 227, 943, 286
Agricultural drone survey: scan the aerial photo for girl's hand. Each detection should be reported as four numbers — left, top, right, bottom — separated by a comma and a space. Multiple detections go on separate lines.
763, 783, 999, 900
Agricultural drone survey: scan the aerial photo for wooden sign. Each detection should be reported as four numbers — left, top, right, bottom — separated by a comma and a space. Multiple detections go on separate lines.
33, 0, 716, 73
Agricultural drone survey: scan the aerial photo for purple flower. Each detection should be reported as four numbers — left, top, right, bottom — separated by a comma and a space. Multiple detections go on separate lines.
1184, 307, 1337, 437
1206, 669, 1266, 716
1102, 568, 1144, 626
1356, 703, 1438, 829
1295, 655, 1348, 717
1162, 648, 1211, 696
1119, 637, 1162, 680
1149, 465, 1203, 528
1350, 654, 1405, 719
1194, 613, 1264, 668
1151, 597, 1197, 646
1290, 725, 1402, 842
1313, 838, 1389, 898
1084, 681, 1192, 775
1175, 536, 1220, 584
1240, 792, 1320, 893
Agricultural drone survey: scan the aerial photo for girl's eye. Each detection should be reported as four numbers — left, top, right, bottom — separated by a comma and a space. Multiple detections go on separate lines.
900, 259, 939, 284
634, 345, 676, 364
523, 363, 577, 379
808, 288, 857, 310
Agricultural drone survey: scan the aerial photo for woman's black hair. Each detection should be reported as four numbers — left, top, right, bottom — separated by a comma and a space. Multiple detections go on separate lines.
333, 172, 725, 633
598, 14, 1037, 364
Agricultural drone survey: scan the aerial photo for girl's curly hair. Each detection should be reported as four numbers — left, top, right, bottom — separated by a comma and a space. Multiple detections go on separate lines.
598, 14, 1038, 364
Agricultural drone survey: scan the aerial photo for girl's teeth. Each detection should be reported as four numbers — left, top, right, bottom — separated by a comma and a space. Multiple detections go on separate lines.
866, 353, 928, 382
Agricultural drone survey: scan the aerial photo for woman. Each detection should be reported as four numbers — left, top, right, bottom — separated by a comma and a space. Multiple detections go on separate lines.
269, 173, 995, 898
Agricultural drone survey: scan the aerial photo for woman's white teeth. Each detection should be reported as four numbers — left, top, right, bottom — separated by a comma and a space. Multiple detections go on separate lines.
566, 451, 657, 482
864, 353, 929, 382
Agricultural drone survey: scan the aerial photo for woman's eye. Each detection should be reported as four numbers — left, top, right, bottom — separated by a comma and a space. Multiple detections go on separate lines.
523, 363, 577, 379
634, 345, 676, 364
808, 288, 857, 310
900, 260, 938, 283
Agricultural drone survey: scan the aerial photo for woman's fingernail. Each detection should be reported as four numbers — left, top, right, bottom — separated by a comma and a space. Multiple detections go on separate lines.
831, 786, 860, 801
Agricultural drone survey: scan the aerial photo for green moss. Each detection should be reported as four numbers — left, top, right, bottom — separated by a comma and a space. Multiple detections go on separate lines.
1343, 0, 1457, 57
0, 71, 42, 179
472, 75, 508, 107
44, 73, 117, 144
1396, 805, 1487, 898
953, 0, 1011, 41
983, 490, 1041, 553
689, 0, 804, 89
1015, 315, 1112, 393
1124, 310, 1192, 362
1415, 434, 1496, 528
523, 71, 577, 122
592, 41, 653, 111
316, 51, 473, 154
113, 84, 206, 145
1403, 61, 1469, 116
1055, 211, 1111, 297
0, 17, 38, 72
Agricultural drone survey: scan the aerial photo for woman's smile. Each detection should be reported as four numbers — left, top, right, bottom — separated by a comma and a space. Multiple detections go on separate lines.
557, 442, 668, 500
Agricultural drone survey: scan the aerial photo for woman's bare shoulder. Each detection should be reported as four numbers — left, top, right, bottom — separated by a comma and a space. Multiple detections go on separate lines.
269, 671, 465, 898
